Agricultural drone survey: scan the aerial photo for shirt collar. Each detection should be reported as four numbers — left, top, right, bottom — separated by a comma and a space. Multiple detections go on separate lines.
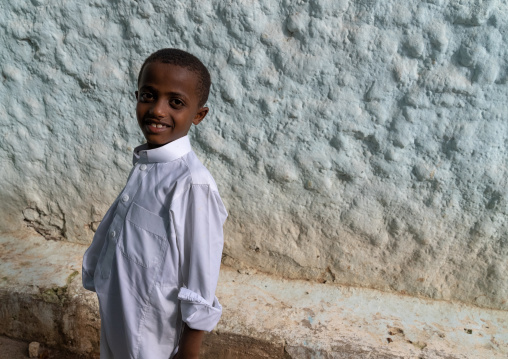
133, 136, 192, 165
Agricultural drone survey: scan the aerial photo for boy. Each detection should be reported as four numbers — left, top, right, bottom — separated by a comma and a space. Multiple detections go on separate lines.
82, 48, 227, 359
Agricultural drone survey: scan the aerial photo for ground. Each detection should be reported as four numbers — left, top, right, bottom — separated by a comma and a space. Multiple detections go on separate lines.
0, 336, 98, 359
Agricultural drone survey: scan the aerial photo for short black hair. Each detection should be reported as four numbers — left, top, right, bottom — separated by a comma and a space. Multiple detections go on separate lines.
138, 48, 211, 107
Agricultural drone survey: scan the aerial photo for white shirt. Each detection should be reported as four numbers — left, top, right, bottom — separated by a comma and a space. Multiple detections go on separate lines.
82, 136, 227, 359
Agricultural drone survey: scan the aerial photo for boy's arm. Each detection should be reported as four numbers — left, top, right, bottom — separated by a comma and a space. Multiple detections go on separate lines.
171, 184, 227, 332
173, 324, 205, 359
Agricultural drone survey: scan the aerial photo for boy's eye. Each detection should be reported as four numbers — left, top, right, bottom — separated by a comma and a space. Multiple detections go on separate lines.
170, 99, 184, 107
140, 92, 154, 101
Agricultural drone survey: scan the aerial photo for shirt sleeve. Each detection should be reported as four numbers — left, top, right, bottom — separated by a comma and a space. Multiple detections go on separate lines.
171, 184, 227, 332
82, 199, 119, 292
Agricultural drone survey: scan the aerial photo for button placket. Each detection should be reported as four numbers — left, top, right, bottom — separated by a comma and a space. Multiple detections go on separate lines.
101, 160, 151, 279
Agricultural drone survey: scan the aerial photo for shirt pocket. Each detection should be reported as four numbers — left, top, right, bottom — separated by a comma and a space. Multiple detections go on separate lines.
120, 202, 168, 268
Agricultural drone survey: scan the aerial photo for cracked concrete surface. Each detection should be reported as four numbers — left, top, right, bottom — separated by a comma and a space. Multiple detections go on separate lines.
1, 230, 506, 358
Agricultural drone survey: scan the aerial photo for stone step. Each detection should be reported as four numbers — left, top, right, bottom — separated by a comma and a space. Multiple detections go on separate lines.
1, 230, 507, 358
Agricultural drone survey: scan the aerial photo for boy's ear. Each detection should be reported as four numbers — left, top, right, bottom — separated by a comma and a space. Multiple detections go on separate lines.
135, 91, 139, 100
192, 106, 209, 125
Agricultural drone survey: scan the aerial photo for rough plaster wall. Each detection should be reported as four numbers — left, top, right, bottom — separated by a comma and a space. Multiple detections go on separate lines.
0, 0, 507, 310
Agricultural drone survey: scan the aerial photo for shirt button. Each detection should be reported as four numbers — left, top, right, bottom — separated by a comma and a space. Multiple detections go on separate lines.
122, 194, 129, 202
110, 230, 116, 238
140, 164, 147, 171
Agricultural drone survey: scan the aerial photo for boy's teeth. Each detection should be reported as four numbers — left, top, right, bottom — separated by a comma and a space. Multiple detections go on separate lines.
156, 124, 163, 128
150, 123, 157, 128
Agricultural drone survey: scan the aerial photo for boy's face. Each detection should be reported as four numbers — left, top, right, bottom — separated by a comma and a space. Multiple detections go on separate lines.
136, 62, 208, 149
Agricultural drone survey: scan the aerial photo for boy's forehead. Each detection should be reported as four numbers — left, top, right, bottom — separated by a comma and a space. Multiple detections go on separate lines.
139, 62, 199, 87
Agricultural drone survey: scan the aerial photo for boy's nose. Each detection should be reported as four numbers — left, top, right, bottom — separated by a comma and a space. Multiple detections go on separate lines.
151, 100, 169, 118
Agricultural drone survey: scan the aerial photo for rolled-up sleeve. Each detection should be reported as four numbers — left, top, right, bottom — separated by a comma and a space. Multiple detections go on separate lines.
171, 184, 227, 332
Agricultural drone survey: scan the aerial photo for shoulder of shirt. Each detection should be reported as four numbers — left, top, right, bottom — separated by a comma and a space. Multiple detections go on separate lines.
181, 151, 219, 192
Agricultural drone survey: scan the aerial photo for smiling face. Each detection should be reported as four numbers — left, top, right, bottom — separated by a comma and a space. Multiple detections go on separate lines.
136, 62, 209, 149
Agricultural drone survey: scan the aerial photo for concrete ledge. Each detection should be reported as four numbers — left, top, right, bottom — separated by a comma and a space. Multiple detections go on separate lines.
215, 270, 508, 358
1, 231, 507, 358
0, 231, 100, 355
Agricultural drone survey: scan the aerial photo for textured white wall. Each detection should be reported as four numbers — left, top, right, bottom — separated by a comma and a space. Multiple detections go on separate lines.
1, 0, 507, 310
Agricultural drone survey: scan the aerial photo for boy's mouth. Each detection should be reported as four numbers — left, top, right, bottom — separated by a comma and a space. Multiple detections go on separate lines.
144, 120, 172, 133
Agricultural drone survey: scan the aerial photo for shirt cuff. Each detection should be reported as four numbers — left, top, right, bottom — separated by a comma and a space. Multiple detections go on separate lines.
178, 287, 222, 332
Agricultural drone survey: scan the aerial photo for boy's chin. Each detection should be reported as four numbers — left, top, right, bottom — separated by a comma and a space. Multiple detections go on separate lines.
144, 135, 184, 149
145, 140, 167, 149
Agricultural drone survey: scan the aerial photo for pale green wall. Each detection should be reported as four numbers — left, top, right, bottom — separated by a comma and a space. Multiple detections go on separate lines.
1, 0, 507, 309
